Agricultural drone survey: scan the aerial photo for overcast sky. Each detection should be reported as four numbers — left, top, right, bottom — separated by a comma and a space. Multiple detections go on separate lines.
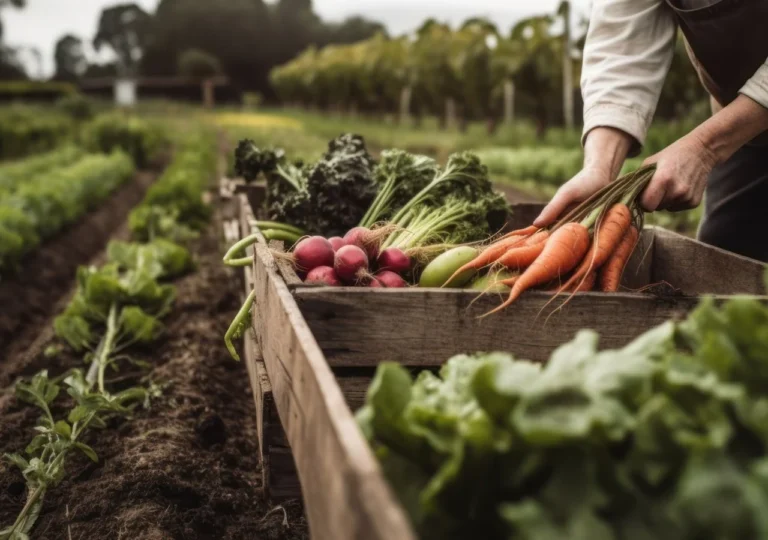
4, 0, 591, 78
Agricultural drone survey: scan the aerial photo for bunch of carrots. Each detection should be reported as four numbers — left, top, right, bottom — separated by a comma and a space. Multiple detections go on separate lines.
445, 166, 656, 316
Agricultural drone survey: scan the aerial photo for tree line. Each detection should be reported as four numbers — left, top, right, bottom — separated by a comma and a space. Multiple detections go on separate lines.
0, 0, 385, 96
270, 4, 707, 132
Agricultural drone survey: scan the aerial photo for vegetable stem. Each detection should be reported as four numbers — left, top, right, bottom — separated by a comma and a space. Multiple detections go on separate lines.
86, 303, 119, 394
224, 289, 256, 361
223, 234, 260, 267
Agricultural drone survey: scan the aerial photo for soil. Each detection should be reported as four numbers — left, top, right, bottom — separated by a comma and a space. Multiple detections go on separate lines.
0, 171, 155, 363
0, 204, 309, 539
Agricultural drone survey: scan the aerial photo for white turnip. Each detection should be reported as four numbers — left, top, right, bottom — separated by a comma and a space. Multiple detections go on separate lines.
293, 236, 335, 272
334, 245, 369, 283
377, 247, 410, 274
305, 266, 342, 286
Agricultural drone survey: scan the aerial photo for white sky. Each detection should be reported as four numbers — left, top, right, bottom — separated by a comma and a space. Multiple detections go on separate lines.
4, 0, 591, 78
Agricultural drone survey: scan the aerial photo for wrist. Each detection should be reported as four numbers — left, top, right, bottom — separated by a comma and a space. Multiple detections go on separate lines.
695, 94, 768, 165
583, 127, 633, 178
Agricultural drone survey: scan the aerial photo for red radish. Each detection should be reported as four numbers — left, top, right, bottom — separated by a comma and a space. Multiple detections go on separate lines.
305, 266, 342, 286
343, 226, 379, 260
377, 247, 410, 274
328, 236, 346, 252
368, 277, 384, 288
293, 236, 334, 272
374, 270, 407, 288
334, 245, 369, 283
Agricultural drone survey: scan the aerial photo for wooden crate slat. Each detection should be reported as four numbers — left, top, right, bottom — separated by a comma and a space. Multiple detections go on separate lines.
296, 287, 701, 366
651, 226, 766, 295
250, 242, 416, 540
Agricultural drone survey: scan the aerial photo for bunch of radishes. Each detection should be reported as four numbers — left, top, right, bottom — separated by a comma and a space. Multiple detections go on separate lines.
291, 227, 410, 288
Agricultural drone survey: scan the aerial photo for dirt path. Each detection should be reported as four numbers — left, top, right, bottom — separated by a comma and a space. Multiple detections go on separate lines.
0, 171, 155, 364
0, 204, 308, 539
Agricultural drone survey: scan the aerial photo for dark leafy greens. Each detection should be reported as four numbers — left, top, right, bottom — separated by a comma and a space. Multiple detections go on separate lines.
358, 292, 768, 540
235, 134, 378, 237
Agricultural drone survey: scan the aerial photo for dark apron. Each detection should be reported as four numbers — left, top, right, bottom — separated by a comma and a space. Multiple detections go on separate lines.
665, 0, 768, 262
667, 0, 768, 145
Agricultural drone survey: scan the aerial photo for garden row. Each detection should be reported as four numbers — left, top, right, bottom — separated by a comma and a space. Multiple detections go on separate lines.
0, 113, 168, 275
224, 132, 768, 539
0, 127, 218, 540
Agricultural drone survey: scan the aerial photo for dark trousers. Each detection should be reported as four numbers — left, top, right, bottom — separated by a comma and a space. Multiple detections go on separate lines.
697, 144, 768, 262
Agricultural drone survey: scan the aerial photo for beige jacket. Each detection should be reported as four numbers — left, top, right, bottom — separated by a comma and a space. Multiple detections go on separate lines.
581, 0, 768, 152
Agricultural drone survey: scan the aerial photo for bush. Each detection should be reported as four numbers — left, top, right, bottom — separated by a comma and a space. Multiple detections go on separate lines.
177, 49, 223, 79
0, 106, 75, 161
82, 114, 168, 169
56, 94, 95, 121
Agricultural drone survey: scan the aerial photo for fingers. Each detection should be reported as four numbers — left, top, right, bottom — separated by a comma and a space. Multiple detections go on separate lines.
534, 184, 579, 227
639, 168, 701, 212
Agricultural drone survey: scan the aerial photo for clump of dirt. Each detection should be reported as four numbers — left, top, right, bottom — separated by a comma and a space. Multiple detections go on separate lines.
0, 209, 308, 539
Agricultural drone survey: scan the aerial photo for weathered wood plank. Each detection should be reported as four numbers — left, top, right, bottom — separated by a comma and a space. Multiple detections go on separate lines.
650, 226, 766, 295
250, 242, 416, 540
295, 287, 701, 366
268, 240, 304, 286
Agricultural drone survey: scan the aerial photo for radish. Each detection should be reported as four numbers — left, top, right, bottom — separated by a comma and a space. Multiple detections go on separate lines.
328, 236, 346, 252
343, 226, 380, 260
368, 277, 384, 288
293, 236, 335, 272
374, 270, 407, 288
305, 266, 342, 286
377, 247, 410, 274
334, 245, 369, 283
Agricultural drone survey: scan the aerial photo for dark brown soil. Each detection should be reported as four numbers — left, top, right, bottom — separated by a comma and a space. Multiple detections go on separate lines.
0, 207, 308, 539
0, 172, 155, 363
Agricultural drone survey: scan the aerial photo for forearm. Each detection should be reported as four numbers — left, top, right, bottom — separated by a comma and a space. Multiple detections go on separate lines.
583, 127, 634, 178
694, 94, 768, 165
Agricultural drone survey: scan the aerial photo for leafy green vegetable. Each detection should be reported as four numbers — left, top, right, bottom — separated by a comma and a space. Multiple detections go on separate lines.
359, 295, 768, 540
236, 134, 378, 237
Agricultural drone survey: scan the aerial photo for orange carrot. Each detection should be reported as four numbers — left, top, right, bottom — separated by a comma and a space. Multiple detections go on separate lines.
500, 225, 539, 240
482, 222, 590, 316
554, 204, 632, 294
493, 231, 550, 271
442, 235, 526, 287
573, 271, 597, 292
599, 225, 640, 292
445, 231, 548, 286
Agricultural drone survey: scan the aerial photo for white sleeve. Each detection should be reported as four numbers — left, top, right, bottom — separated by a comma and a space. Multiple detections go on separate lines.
740, 58, 768, 110
581, 0, 677, 156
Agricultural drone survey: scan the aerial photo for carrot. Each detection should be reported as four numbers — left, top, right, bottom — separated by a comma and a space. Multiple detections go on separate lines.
444, 231, 547, 286
599, 225, 640, 292
553, 204, 632, 294
573, 271, 597, 292
482, 222, 590, 316
493, 231, 550, 271
500, 225, 539, 240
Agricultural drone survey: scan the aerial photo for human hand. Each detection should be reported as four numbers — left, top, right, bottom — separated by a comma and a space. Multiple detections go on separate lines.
638, 132, 716, 212
534, 127, 634, 227
533, 166, 615, 227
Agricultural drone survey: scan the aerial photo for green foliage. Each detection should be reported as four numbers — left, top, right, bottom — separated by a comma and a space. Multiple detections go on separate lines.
360, 294, 768, 539
177, 48, 223, 78
0, 145, 84, 192
0, 151, 134, 273
82, 113, 168, 169
237, 133, 379, 237
55, 94, 94, 121
107, 238, 194, 279
128, 128, 216, 242
0, 105, 75, 161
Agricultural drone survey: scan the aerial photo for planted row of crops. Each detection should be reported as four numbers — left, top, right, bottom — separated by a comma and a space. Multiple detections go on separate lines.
0, 114, 169, 275
0, 128, 217, 540
0, 106, 75, 162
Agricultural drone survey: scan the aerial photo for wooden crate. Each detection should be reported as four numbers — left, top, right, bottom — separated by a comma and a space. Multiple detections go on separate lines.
236, 194, 767, 539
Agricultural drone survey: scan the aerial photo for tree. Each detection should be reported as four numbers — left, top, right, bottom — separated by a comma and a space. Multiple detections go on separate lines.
558, 1, 574, 129
177, 48, 223, 78
54, 34, 87, 81
93, 3, 152, 76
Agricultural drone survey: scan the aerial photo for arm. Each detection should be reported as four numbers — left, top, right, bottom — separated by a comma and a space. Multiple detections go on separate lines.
535, 0, 676, 226
639, 91, 768, 211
